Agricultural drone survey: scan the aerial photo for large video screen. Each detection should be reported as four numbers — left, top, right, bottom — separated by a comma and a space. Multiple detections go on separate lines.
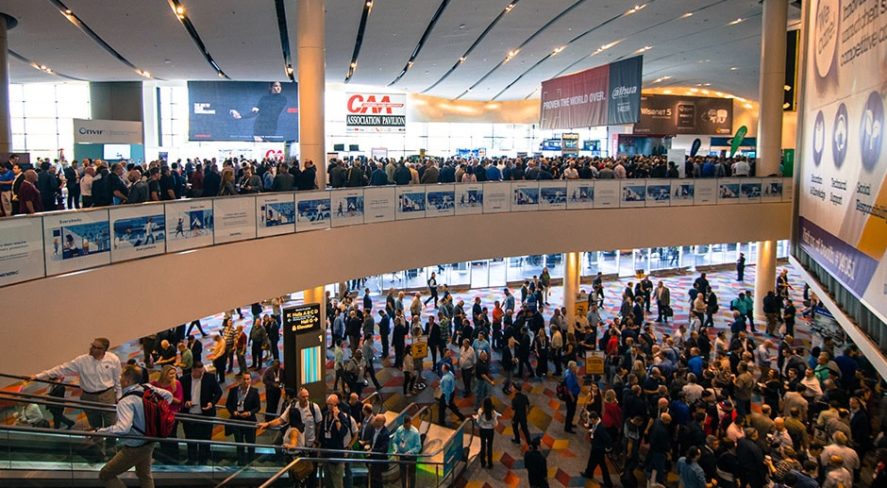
797, 0, 886, 318
188, 81, 299, 142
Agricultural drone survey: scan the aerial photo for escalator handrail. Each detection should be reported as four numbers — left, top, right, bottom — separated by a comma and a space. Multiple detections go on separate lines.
0, 372, 81, 389
255, 457, 302, 488
255, 455, 447, 488
361, 391, 384, 413
0, 390, 269, 429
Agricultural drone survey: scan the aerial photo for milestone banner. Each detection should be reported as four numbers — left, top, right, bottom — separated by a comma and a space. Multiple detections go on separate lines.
566, 180, 594, 209
539, 181, 567, 210
257, 193, 296, 237
718, 178, 741, 205
330, 189, 365, 227
761, 177, 784, 202
165, 200, 214, 252
798, 0, 887, 316
363, 187, 396, 223
620, 181, 647, 208
482, 182, 511, 213
512, 181, 540, 211
0, 217, 45, 287
454, 184, 484, 215
345, 93, 406, 134
739, 179, 763, 204
540, 56, 643, 129
296, 192, 331, 230
395, 186, 427, 220
110, 205, 166, 263
426, 185, 456, 217
188, 81, 299, 142
694, 179, 717, 205
594, 180, 619, 208
213, 197, 257, 244
633, 94, 733, 135
645, 179, 671, 207
670, 181, 695, 206
43, 209, 111, 276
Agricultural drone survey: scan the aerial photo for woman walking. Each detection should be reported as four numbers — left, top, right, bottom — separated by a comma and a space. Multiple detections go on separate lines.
474, 397, 501, 469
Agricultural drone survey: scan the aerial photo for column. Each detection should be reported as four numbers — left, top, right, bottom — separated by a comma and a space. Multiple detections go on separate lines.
0, 14, 17, 155
754, 0, 787, 316
563, 252, 582, 335
301, 285, 327, 400
297, 0, 326, 189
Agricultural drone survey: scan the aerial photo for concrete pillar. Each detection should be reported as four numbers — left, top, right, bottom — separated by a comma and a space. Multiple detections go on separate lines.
563, 252, 582, 335
753, 0, 788, 316
297, 0, 326, 188
89, 82, 144, 122
0, 14, 17, 155
301, 285, 327, 400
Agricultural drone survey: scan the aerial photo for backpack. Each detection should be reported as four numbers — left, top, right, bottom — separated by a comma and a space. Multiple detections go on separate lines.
124, 386, 176, 438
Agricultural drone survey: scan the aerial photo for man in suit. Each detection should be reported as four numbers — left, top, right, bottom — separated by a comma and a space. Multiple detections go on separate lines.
581, 411, 613, 487
225, 372, 261, 465
361, 414, 390, 488
180, 361, 223, 464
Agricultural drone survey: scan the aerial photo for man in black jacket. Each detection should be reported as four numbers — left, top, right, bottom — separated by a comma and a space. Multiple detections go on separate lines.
180, 361, 223, 464
525, 436, 549, 488
362, 414, 390, 488
203, 163, 221, 197
736, 428, 766, 488
225, 372, 261, 465
511, 383, 531, 444
297, 161, 318, 190
581, 412, 613, 487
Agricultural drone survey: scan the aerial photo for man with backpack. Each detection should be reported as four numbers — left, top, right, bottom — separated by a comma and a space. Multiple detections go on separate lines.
95, 364, 174, 488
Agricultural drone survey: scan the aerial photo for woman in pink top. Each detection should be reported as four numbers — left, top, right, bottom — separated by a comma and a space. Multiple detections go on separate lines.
151, 364, 184, 462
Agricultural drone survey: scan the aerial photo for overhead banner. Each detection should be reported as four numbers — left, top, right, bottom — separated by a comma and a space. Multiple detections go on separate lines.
798, 0, 886, 317
188, 81, 299, 142
0, 217, 45, 287
73, 119, 143, 144
633, 95, 733, 135
540, 56, 643, 129
346, 93, 406, 133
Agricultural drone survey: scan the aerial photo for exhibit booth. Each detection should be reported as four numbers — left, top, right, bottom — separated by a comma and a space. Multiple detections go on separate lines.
72, 118, 145, 163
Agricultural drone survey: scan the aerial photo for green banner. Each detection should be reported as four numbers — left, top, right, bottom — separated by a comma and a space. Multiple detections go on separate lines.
729, 125, 748, 158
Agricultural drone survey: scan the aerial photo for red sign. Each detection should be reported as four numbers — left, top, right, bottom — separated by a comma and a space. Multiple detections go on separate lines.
265, 149, 284, 161
540, 64, 610, 130
347, 94, 405, 114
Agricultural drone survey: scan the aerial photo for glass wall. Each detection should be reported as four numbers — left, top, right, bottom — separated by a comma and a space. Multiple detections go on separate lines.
9, 82, 91, 161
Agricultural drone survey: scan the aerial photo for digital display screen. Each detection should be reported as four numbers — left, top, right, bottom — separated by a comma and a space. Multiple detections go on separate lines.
188, 81, 299, 142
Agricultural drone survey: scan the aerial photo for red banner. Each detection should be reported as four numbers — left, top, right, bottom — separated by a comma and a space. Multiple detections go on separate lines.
540, 64, 610, 129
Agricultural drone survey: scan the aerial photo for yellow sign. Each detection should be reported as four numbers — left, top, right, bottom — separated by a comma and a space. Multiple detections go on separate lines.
412, 341, 428, 358
575, 300, 588, 318
585, 351, 605, 375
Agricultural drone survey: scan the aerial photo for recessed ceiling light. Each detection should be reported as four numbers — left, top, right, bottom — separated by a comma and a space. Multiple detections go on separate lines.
505, 3, 515, 12
784, 84, 792, 91
626, 4, 647, 15
663, 89, 673, 94
728, 18, 744, 25
681, 12, 693, 18
552, 46, 566, 55
704, 83, 711, 86
689, 88, 699, 93
730, 66, 739, 71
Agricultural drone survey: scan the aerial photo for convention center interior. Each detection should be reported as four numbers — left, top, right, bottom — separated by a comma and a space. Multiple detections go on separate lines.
0, 0, 885, 487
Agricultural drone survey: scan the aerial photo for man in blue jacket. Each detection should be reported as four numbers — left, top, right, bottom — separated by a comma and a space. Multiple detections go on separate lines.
438, 364, 466, 427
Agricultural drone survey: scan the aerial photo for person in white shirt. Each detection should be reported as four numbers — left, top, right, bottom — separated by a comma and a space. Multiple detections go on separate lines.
95, 364, 173, 488
732, 158, 750, 177
33, 337, 122, 430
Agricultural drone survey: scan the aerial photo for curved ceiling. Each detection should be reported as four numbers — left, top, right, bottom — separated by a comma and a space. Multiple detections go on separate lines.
2, 0, 800, 101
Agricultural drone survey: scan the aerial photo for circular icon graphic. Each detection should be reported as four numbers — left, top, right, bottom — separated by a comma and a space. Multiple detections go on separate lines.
814, 0, 839, 79
832, 103, 848, 168
860, 90, 884, 171
812, 110, 825, 166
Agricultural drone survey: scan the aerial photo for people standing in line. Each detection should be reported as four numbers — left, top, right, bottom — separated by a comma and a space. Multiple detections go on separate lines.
392, 414, 422, 488
180, 361, 223, 465
94, 364, 174, 488
474, 397, 501, 469
225, 372, 260, 466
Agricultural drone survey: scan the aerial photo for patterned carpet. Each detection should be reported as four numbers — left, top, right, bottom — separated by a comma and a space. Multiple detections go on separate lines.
6, 261, 816, 487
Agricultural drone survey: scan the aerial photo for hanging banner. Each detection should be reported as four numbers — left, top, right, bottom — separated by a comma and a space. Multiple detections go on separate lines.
214, 197, 257, 243
165, 200, 214, 252
257, 193, 296, 237
330, 189, 366, 227
798, 0, 887, 316
620, 181, 647, 208
395, 186, 426, 220
729, 125, 748, 157
633, 95, 733, 135
73, 119, 143, 144
540, 56, 643, 129
426, 185, 455, 217
110, 205, 166, 262
43, 209, 111, 276
346, 93, 406, 134
512, 181, 540, 211
0, 217, 45, 287
482, 182, 511, 213
566, 180, 594, 209
539, 181, 567, 210
671, 181, 695, 206
363, 187, 396, 223
593, 180, 619, 208
454, 183, 484, 215
645, 179, 671, 207
295, 191, 331, 230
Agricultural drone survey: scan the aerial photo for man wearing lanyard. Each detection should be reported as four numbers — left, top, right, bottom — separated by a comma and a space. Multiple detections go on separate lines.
361, 414, 390, 488
33, 338, 122, 435
581, 411, 614, 487
259, 387, 323, 488
225, 372, 260, 466
392, 414, 422, 488
321, 394, 351, 488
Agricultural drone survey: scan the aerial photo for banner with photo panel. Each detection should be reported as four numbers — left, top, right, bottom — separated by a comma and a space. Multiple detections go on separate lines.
482, 182, 511, 213
717, 178, 741, 205
454, 183, 484, 215
645, 179, 671, 207
110, 205, 166, 263
295, 191, 331, 231
620, 181, 647, 208
43, 209, 111, 276
256, 193, 296, 237
539, 181, 567, 210
594, 180, 619, 208
511, 181, 540, 212
363, 187, 396, 223
761, 177, 784, 202
395, 186, 427, 220
214, 196, 257, 243
670, 181, 695, 206
165, 200, 214, 252
0, 217, 45, 286
694, 179, 717, 205
739, 178, 762, 203
426, 185, 455, 217
330, 189, 366, 227
566, 180, 594, 209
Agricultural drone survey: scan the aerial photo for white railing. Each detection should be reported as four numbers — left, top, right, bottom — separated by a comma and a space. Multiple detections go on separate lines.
0, 177, 792, 288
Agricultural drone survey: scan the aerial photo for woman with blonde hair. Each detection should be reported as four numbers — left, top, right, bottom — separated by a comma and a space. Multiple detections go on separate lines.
219, 168, 237, 196
151, 364, 184, 462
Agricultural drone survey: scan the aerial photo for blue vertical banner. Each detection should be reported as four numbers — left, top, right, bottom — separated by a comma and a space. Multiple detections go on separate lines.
607, 55, 643, 125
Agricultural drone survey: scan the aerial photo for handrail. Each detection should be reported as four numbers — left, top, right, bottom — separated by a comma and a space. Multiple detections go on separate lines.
361, 391, 384, 413
256, 457, 302, 488
256, 455, 447, 488
0, 373, 82, 389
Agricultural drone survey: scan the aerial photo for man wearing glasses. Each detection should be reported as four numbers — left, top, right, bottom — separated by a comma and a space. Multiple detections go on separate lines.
32, 337, 122, 431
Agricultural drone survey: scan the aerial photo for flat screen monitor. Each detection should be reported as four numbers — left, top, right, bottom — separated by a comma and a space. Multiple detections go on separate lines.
349, 144, 360, 152
103, 144, 131, 160
333, 144, 345, 151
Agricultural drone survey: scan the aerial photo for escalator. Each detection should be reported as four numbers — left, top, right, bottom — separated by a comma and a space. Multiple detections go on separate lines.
0, 382, 477, 486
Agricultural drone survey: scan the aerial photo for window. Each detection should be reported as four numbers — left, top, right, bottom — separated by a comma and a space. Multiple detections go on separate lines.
10, 82, 90, 161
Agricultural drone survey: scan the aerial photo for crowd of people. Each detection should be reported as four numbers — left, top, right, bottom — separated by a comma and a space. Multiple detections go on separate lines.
22, 266, 886, 488
0, 152, 766, 217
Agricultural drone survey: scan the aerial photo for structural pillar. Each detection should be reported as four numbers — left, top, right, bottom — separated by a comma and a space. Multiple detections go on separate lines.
754, 0, 788, 316
563, 252, 582, 335
0, 14, 18, 155
297, 0, 326, 188
301, 285, 327, 400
